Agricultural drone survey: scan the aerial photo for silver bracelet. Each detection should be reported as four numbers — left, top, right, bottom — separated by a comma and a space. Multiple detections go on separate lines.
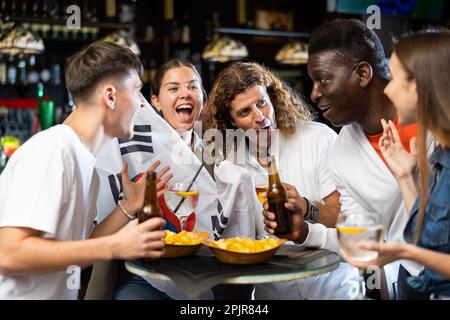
118, 200, 136, 221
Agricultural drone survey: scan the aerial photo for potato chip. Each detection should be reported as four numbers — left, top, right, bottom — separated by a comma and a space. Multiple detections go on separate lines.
164, 230, 209, 245
207, 237, 281, 253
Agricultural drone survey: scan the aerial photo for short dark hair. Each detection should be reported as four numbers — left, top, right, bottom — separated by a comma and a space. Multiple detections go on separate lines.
151, 59, 206, 103
308, 19, 389, 79
65, 41, 143, 103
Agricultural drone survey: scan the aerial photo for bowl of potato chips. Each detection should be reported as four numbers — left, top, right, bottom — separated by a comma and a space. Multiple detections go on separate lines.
163, 230, 210, 258
204, 237, 286, 264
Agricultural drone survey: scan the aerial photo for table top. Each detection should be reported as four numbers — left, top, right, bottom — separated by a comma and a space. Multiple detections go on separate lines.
125, 245, 340, 298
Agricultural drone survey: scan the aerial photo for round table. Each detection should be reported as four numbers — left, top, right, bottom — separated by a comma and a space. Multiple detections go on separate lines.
125, 245, 340, 299
125, 246, 340, 284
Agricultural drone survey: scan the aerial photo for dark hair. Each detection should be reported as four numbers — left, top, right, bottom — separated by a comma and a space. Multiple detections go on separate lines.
393, 29, 450, 243
205, 62, 312, 138
308, 19, 389, 79
65, 41, 143, 103
151, 59, 206, 103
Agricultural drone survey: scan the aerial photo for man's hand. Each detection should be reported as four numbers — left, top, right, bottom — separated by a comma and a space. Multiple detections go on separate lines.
110, 218, 166, 260
262, 183, 309, 243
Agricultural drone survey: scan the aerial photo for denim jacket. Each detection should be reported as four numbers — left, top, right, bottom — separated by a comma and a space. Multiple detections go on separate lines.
404, 146, 450, 297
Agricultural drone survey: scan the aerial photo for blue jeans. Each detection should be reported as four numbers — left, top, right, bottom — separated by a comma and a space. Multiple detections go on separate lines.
113, 275, 172, 300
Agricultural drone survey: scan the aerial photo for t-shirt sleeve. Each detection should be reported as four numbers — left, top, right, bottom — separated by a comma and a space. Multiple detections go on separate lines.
316, 127, 338, 199
295, 221, 340, 253
0, 147, 70, 237
328, 146, 368, 217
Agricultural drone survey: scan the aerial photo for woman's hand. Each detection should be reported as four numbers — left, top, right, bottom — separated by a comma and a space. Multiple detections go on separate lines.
379, 119, 417, 180
340, 241, 408, 269
121, 160, 173, 214
262, 183, 309, 243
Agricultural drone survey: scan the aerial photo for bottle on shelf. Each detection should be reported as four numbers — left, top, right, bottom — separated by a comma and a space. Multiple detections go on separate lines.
27, 55, 40, 85
48, 0, 61, 20
0, 0, 9, 20
50, 62, 61, 86
105, 0, 117, 20
31, 0, 39, 17
181, 14, 191, 44
90, 2, 98, 22
41, 0, 48, 19
7, 55, 17, 85
0, 54, 7, 85
143, 25, 155, 43
10, 0, 17, 17
16, 54, 27, 86
82, 0, 92, 22
37, 83, 55, 131
19, 0, 28, 16
60, 0, 68, 21
40, 65, 51, 84
205, 11, 220, 42
170, 20, 181, 45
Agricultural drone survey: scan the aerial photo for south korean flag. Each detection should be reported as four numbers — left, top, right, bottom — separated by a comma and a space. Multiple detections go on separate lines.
95, 99, 263, 240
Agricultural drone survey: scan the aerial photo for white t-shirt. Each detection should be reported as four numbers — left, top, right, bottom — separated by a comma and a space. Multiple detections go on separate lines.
241, 121, 337, 205
237, 122, 342, 300
0, 125, 98, 300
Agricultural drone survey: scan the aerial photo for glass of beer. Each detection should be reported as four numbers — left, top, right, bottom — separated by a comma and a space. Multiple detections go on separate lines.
255, 184, 268, 204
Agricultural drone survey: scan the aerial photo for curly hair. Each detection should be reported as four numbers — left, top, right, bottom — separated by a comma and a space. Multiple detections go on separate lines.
205, 62, 313, 141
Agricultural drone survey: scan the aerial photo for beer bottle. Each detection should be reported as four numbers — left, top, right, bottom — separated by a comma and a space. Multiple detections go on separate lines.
138, 171, 162, 224
267, 156, 292, 235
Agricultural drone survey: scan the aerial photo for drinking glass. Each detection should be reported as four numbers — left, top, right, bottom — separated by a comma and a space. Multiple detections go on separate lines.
255, 184, 268, 204
164, 181, 199, 231
336, 212, 384, 299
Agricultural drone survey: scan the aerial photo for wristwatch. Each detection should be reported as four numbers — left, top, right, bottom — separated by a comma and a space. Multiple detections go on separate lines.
302, 197, 320, 223
308, 202, 320, 223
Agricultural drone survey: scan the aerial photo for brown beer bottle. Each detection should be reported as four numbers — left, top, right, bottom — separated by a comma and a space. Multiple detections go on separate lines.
138, 171, 162, 224
267, 156, 292, 235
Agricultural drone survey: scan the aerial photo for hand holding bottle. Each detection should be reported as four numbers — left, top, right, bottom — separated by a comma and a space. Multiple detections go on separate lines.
110, 218, 166, 260
262, 183, 309, 243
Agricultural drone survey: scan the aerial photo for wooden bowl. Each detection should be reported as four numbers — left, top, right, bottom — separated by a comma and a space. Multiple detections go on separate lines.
163, 231, 210, 258
205, 239, 286, 264
163, 243, 204, 258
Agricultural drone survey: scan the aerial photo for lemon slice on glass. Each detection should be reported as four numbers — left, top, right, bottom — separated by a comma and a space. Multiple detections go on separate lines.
175, 191, 199, 197
337, 226, 367, 234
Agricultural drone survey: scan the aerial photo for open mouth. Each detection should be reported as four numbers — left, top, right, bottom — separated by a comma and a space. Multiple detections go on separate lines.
319, 104, 332, 117
175, 104, 195, 123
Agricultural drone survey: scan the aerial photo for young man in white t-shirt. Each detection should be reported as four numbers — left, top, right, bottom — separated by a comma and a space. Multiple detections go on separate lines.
0, 41, 170, 300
